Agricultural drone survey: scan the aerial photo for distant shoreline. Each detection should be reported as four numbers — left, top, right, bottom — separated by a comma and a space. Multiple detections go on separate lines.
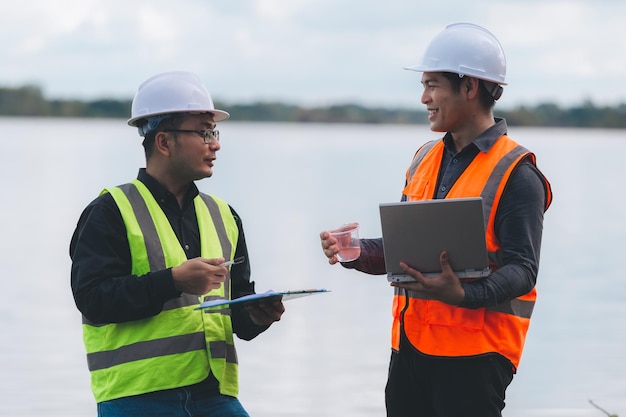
2, 85, 625, 128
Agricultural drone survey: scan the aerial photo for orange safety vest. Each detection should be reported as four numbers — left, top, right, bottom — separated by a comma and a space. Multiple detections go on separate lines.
393, 135, 552, 368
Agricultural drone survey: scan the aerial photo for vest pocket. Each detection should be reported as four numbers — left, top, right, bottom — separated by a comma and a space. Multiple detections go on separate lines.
402, 177, 430, 201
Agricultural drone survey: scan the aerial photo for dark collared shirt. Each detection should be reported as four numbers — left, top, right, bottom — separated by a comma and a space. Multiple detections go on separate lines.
349, 119, 549, 308
70, 169, 265, 340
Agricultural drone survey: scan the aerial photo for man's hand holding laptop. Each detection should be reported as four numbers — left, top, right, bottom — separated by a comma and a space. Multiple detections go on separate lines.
390, 251, 465, 306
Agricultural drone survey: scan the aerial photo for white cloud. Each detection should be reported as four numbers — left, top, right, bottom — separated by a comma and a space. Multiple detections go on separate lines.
3, 1, 94, 54
0, 0, 624, 107
253, 0, 313, 20
135, 4, 181, 60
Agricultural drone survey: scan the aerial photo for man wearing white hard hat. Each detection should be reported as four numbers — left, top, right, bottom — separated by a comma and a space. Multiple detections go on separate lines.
320, 23, 552, 416
71, 71, 284, 417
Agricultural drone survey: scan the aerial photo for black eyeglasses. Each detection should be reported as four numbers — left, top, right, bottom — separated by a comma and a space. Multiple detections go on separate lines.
163, 129, 220, 145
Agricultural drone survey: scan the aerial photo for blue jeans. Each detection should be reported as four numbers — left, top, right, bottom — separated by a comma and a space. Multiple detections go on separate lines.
97, 388, 250, 417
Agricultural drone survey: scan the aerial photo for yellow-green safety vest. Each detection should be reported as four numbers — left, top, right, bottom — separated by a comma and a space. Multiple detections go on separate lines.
81, 180, 240, 402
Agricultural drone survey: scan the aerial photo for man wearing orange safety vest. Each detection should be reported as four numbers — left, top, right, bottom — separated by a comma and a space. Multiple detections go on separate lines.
320, 23, 552, 417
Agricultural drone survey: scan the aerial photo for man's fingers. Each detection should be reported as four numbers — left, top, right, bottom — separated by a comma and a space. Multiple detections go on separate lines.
399, 262, 425, 284
400, 261, 418, 276
439, 251, 453, 273
247, 300, 284, 325
195, 257, 226, 266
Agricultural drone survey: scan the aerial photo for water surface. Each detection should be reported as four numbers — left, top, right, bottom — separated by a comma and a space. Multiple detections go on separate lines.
1, 118, 624, 416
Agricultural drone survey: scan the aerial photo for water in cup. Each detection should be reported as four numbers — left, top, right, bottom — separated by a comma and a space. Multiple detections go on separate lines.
329, 222, 361, 262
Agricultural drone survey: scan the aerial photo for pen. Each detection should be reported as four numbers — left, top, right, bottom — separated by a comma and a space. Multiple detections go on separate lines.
219, 256, 245, 267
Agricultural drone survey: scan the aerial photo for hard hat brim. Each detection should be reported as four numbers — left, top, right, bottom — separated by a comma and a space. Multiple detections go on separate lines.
127, 108, 230, 127
402, 65, 508, 86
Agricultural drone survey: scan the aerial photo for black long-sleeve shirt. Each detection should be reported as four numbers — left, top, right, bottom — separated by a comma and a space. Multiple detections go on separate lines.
345, 119, 549, 309
70, 168, 267, 341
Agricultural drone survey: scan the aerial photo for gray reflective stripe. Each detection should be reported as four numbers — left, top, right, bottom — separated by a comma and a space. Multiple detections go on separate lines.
204, 308, 231, 316
407, 140, 439, 180
87, 332, 206, 371
198, 193, 232, 258
118, 183, 166, 272
204, 295, 224, 302
82, 294, 200, 325
163, 293, 201, 311
209, 340, 238, 364
199, 193, 232, 299
201, 295, 232, 316
486, 298, 534, 319
119, 183, 189, 313
480, 145, 529, 231
478, 145, 529, 267
400, 290, 534, 319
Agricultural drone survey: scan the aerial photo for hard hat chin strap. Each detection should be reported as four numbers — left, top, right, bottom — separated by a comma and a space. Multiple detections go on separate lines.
483, 81, 503, 101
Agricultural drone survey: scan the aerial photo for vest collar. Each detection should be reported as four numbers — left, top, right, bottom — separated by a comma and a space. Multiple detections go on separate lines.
137, 168, 200, 208
442, 117, 509, 154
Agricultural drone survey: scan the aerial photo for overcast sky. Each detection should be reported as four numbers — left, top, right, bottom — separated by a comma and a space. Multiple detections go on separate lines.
1, 0, 624, 110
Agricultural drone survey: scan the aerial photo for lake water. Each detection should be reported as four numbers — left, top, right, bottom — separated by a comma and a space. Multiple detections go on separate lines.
1, 117, 625, 417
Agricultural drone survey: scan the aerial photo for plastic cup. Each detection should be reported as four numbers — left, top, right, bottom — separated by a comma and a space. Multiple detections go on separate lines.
328, 222, 361, 262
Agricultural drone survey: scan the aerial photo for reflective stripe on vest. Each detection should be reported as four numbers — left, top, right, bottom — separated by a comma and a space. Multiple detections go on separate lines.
395, 136, 552, 368
82, 180, 239, 402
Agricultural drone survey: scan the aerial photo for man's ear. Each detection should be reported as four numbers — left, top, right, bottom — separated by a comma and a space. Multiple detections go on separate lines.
465, 77, 480, 100
153, 132, 172, 157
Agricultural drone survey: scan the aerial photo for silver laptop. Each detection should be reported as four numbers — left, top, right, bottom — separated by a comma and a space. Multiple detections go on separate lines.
379, 197, 491, 282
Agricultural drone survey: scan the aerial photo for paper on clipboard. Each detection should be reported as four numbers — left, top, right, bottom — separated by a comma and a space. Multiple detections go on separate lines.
196, 289, 330, 310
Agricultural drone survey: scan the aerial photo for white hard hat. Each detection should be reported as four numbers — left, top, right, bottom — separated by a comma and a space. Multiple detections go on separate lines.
404, 23, 507, 85
127, 71, 230, 127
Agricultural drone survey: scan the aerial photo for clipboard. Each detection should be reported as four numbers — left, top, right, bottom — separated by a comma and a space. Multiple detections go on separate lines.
196, 289, 330, 310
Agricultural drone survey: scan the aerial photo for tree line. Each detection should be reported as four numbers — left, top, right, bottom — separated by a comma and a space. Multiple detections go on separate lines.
1, 84, 625, 128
